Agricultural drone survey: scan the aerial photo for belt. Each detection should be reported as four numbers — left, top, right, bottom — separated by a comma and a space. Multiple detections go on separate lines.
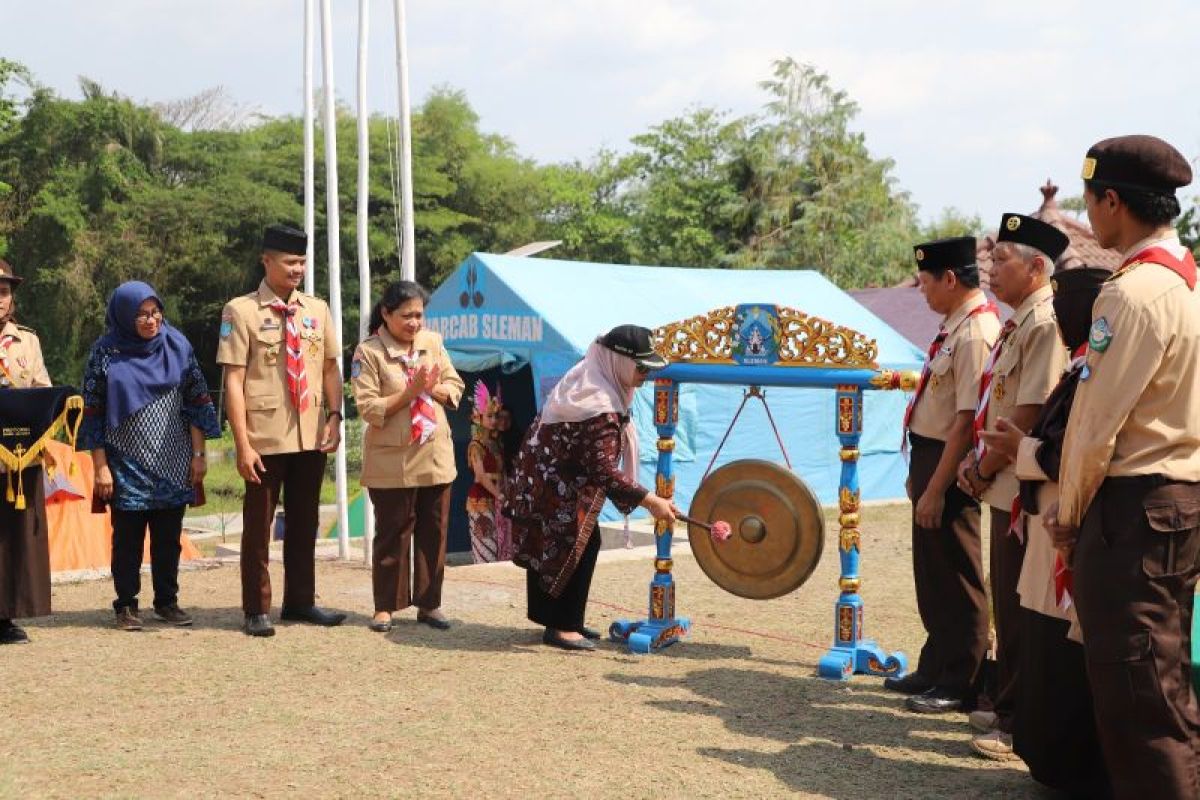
1103, 474, 1197, 490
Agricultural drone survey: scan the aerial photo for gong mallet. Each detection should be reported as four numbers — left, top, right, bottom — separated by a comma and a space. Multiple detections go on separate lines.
678, 513, 733, 543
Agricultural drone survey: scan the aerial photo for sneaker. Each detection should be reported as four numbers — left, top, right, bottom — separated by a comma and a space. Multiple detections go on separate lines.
153, 604, 194, 627
968, 709, 998, 733
115, 607, 144, 632
970, 730, 1018, 762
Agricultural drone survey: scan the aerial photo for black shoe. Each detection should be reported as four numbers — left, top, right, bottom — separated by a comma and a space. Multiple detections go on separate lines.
243, 614, 276, 637
579, 625, 603, 641
416, 611, 451, 631
280, 606, 346, 627
542, 630, 596, 651
906, 687, 966, 714
369, 617, 393, 633
883, 672, 933, 695
0, 620, 29, 645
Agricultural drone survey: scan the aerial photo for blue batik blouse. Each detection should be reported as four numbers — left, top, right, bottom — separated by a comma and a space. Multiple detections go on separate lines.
78, 346, 221, 511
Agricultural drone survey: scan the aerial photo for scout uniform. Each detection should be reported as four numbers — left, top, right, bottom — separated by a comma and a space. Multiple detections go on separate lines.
351, 326, 463, 619
0, 259, 53, 644
895, 236, 1000, 708
216, 225, 342, 632
973, 214, 1069, 741
1057, 136, 1200, 799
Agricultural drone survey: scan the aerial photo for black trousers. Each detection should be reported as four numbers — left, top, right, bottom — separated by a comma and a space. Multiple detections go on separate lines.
527, 531, 601, 631
110, 506, 186, 612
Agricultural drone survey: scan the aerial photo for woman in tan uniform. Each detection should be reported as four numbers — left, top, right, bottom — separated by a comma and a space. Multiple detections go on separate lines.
0, 259, 53, 644
352, 281, 463, 633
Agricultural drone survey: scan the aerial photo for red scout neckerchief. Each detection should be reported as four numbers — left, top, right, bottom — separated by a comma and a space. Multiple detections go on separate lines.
0, 333, 14, 384
268, 299, 310, 413
399, 350, 437, 445
1118, 246, 1197, 289
972, 318, 1017, 459
902, 299, 1000, 440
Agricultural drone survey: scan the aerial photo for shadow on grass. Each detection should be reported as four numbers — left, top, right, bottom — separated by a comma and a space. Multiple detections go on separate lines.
607, 666, 1034, 800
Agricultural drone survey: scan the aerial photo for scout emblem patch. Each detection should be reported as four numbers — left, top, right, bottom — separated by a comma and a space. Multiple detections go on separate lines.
220, 313, 233, 338
351, 359, 362, 379
1088, 317, 1113, 352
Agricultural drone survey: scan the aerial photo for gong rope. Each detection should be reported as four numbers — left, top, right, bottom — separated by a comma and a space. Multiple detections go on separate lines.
702, 385, 792, 481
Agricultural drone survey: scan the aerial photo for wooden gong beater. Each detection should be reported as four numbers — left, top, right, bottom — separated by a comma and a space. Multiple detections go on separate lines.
686, 459, 824, 600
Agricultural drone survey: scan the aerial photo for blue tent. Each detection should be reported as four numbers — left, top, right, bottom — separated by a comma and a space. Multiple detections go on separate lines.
426, 253, 924, 546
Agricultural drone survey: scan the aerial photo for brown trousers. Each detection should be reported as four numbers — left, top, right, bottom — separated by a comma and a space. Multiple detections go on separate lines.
1074, 477, 1200, 800
368, 484, 449, 613
909, 433, 989, 693
988, 507, 1025, 732
241, 451, 326, 615
0, 467, 50, 619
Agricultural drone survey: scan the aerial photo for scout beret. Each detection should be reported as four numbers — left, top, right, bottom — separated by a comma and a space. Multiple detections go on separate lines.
0, 258, 23, 285
262, 224, 308, 255
996, 213, 1070, 261
913, 236, 977, 273
1081, 135, 1192, 195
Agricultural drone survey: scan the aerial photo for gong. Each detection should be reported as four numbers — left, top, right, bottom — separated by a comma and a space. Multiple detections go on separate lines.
687, 459, 824, 600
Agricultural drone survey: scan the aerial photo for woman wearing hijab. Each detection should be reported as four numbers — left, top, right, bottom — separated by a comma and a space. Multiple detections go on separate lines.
78, 281, 220, 631
501, 324, 679, 652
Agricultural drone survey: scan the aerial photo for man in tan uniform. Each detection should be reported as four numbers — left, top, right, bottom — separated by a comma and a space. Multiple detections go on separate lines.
0, 259, 53, 644
217, 224, 345, 637
888, 237, 1000, 714
1046, 135, 1200, 799
956, 214, 1068, 758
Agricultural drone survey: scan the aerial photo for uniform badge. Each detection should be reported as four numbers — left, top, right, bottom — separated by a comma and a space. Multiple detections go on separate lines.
1081, 157, 1097, 180
1080, 364, 1091, 381
915, 248, 925, 262
1088, 317, 1113, 352
264, 346, 279, 366
260, 318, 280, 331
220, 320, 233, 338
351, 359, 362, 379
1005, 216, 1021, 231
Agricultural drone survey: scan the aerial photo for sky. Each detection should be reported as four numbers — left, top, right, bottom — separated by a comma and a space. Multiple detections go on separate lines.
6, 0, 1200, 226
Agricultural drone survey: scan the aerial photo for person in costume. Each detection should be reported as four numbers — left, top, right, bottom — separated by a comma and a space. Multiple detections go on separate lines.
980, 266, 1113, 798
501, 324, 677, 652
78, 281, 220, 631
1044, 135, 1200, 800
494, 404, 522, 560
0, 258, 53, 645
888, 237, 1000, 714
217, 224, 346, 637
954, 214, 1069, 760
466, 381, 505, 563
351, 280, 463, 633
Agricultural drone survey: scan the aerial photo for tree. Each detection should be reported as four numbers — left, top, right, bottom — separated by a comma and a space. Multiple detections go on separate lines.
919, 207, 985, 241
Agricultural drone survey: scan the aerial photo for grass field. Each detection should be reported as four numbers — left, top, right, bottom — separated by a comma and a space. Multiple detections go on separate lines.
0, 504, 1044, 799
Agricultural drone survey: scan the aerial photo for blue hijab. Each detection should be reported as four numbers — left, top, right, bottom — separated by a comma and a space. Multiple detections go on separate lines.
96, 281, 193, 430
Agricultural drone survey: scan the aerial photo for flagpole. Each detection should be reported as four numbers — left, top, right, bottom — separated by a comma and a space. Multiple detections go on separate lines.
356, 0, 375, 564
320, 0, 351, 560
392, 0, 416, 281
302, 0, 316, 294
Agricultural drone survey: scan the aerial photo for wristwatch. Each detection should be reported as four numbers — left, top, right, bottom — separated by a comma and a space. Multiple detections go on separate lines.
327, 409, 344, 421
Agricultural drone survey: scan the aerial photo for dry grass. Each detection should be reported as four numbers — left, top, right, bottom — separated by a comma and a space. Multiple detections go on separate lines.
0, 505, 1041, 799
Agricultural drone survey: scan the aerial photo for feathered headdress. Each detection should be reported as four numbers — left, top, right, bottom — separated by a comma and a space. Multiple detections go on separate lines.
471, 380, 503, 419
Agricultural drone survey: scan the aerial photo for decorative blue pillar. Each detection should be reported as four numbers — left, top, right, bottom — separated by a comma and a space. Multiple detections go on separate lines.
817, 384, 908, 680
610, 378, 692, 653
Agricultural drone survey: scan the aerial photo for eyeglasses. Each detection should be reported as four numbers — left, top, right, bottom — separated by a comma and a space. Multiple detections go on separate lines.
134, 309, 163, 323
635, 364, 653, 375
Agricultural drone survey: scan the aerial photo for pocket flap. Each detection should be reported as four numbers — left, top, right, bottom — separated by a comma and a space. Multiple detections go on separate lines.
929, 353, 952, 376
248, 394, 280, 411
1144, 499, 1200, 533
1087, 630, 1151, 664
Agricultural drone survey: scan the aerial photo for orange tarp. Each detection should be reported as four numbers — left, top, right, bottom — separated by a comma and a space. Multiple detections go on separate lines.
43, 441, 200, 574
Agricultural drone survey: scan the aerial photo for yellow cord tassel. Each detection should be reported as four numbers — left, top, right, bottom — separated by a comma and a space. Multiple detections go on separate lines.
13, 466, 25, 510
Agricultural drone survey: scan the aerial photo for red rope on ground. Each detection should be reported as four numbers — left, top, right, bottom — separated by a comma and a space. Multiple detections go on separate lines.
447, 575, 828, 652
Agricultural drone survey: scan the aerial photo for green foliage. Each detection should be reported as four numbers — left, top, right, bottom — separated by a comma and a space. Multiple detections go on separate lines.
919, 207, 986, 241
0, 58, 949, 389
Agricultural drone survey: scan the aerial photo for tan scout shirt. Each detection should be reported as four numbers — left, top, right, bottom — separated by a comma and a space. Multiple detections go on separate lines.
909, 291, 1001, 441
216, 281, 339, 456
0, 320, 51, 388
980, 284, 1066, 509
352, 328, 463, 489
1058, 233, 1200, 527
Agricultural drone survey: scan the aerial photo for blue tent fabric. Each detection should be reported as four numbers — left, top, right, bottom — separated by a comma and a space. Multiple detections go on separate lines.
427, 253, 925, 521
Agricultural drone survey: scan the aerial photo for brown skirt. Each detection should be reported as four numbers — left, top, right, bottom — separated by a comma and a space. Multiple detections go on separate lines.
0, 466, 51, 619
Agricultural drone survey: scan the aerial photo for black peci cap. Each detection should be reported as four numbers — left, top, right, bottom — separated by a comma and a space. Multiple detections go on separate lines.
1082, 135, 1192, 195
262, 224, 308, 256
1051, 267, 1110, 351
996, 214, 1070, 262
913, 236, 977, 273
598, 324, 668, 371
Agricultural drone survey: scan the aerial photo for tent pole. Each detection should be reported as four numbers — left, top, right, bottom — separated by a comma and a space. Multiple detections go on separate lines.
392, 0, 416, 281
356, 0, 375, 564
320, 0, 351, 560
302, 0, 316, 295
